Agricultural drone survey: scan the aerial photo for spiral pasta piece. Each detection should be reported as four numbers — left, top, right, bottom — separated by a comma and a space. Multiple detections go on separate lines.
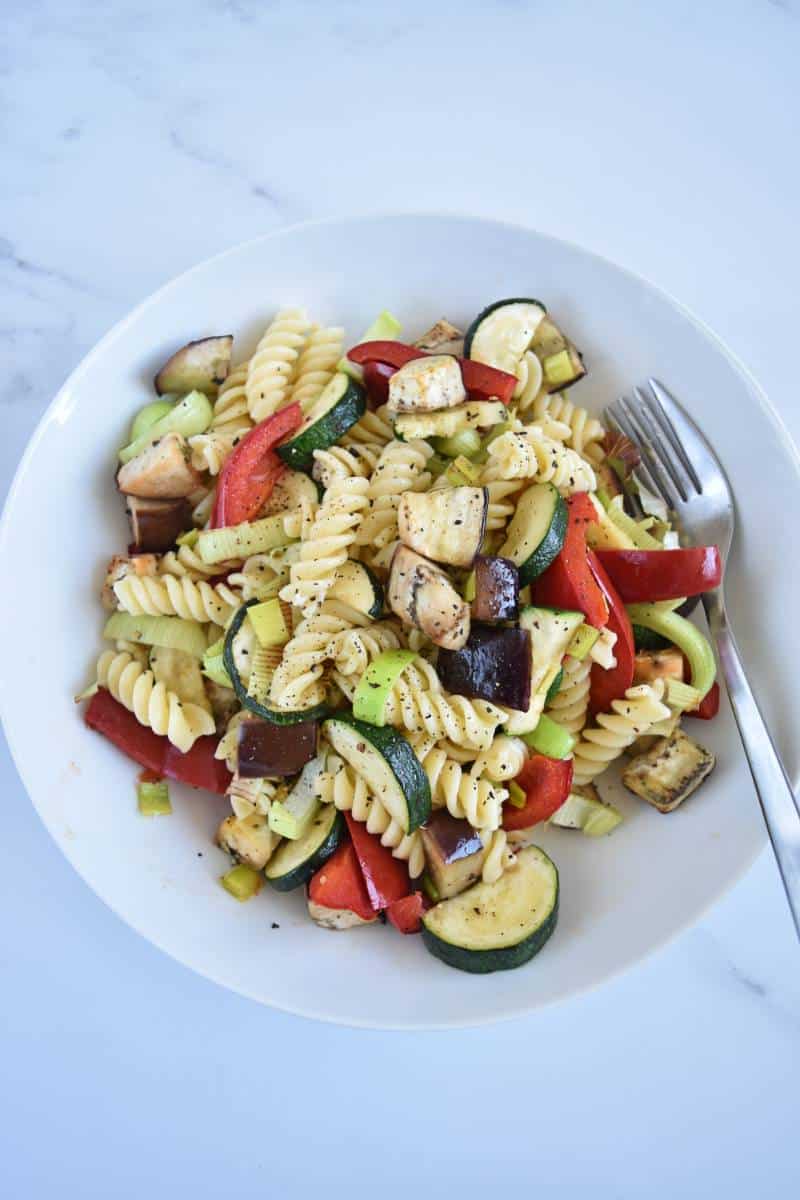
329, 620, 404, 677
572, 681, 671, 785
482, 427, 596, 494
514, 349, 544, 413
288, 326, 344, 414
418, 742, 507, 830
546, 655, 591, 735
317, 756, 424, 877
268, 599, 367, 712
246, 308, 313, 423
480, 828, 516, 884
188, 428, 248, 476
215, 710, 249, 773
113, 573, 242, 625
312, 443, 383, 488
589, 628, 618, 670
341, 404, 394, 448
227, 774, 281, 821
211, 360, 253, 431
470, 735, 529, 782
280, 476, 369, 616
355, 438, 433, 568
532, 390, 605, 462
226, 546, 299, 602
158, 543, 227, 580
96, 650, 214, 753
484, 479, 524, 532
379, 657, 503, 751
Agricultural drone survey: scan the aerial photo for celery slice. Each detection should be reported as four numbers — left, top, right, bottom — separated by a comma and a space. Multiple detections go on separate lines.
566, 623, 601, 661
202, 636, 233, 688
605, 497, 661, 550
339, 310, 403, 380
220, 864, 263, 902
507, 780, 527, 809
550, 791, 622, 836
353, 650, 417, 726
248, 598, 290, 648
665, 678, 702, 712
626, 604, 716, 699
196, 515, 293, 564
522, 714, 575, 759
129, 399, 175, 443
137, 778, 171, 816
119, 390, 213, 463
103, 612, 208, 658
432, 429, 482, 460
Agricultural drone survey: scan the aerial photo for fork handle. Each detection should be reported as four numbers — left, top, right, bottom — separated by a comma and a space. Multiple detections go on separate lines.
704, 590, 800, 939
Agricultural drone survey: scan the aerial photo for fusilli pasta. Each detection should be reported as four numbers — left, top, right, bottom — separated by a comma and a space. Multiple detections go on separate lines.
280, 476, 369, 615
288, 326, 344, 413
246, 308, 313, 423
96, 650, 214, 752
482, 427, 597, 494
113, 573, 242, 625
532, 390, 605, 462
317, 756, 425, 877
480, 828, 516, 884
546, 655, 591, 735
572, 680, 671, 785
355, 438, 433, 569
417, 741, 507, 830
312, 443, 383, 488
380, 658, 503, 751
268, 599, 367, 712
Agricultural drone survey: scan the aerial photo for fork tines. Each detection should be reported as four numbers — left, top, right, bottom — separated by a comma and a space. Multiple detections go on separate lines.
604, 380, 703, 510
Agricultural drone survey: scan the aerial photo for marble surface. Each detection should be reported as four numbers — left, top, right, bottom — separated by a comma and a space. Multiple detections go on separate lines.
1, 2, 799, 1196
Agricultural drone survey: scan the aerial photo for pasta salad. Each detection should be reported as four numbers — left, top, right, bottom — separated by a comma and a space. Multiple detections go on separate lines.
81, 298, 721, 974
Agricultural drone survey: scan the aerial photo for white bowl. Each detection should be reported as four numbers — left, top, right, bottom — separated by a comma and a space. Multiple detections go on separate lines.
2, 214, 795, 1028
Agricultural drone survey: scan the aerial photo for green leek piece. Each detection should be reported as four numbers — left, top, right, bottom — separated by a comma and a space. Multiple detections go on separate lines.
103, 612, 208, 659
137, 778, 171, 816
605, 497, 661, 550
202, 636, 232, 688
248, 598, 290, 648
542, 349, 575, 387
626, 604, 716, 699
118, 390, 213, 463
566, 623, 601, 661
268, 795, 319, 841
427, 453, 450, 478
453, 455, 481, 482
338, 310, 403, 380
176, 527, 200, 548
129, 398, 175, 443
352, 649, 417, 726
420, 873, 440, 903
508, 780, 527, 809
550, 792, 623, 836
665, 678, 703, 713
432, 429, 482, 460
522, 714, 576, 760
220, 864, 263, 902
196, 514, 293, 565
463, 570, 476, 602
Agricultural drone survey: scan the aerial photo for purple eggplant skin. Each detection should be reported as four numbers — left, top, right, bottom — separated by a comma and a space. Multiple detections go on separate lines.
126, 496, 192, 553
154, 335, 234, 396
471, 555, 519, 623
437, 625, 532, 710
421, 811, 488, 899
237, 719, 317, 778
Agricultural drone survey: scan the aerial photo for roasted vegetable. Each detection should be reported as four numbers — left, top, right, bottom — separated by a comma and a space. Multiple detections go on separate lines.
387, 354, 466, 413
237, 718, 318, 778
437, 625, 532, 710
414, 318, 464, 357
126, 497, 193, 553
102, 552, 159, 609
420, 811, 488, 899
117, 432, 201, 499
470, 555, 519, 623
388, 545, 470, 651
622, 728, 715, 812
154, 335, 233, 396
217, 812, 279, 870
397, 486, 487, 568
633, 648, 685, 686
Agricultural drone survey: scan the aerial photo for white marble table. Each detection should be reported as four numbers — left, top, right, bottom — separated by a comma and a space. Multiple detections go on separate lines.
2, 2, 799, 1196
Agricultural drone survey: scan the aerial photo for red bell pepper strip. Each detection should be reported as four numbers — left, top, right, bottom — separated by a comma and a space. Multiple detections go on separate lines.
84, 689, 232, 794
587, 550, 636, 713
344, 813, 411, 911
593, 547, 722, 603
503, 755, 574, 830
211, 403, 302, 528
458, 358, 517, 405
533, 494, 609, 628
347, 340, 426, 369
308, 840, 376, 923
688, 681, 720, 720
386, 892, 428, 935
362, 360, 395, 406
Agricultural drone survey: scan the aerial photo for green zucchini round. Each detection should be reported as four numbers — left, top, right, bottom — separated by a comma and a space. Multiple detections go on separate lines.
464, 297, 547, 363
327, 559, 384, 619
276, 373, 366, 472
421, 846, 559, 974
265, 806, 344, 892
500, 482, 568, 586
223, 601, 330, 726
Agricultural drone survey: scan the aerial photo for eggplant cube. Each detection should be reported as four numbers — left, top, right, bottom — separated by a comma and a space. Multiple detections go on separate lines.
388, 545, 470, 651
471, 555, 519, 622
397, 486, 487, 569
126, 497, 193, 553
421, 811, 488, 899
387, 354, 466, 413
437, 625, 532, 710
237, 719, 318, 778
154, 335, 234, 396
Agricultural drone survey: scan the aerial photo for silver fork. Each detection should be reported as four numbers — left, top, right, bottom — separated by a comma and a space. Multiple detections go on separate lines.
605, 379, 800, 939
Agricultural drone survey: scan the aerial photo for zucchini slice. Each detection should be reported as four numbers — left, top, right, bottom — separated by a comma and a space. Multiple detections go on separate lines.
464, 299, 547, 377
393, 400, 506, 441
223, 601, 330, 725
499, 482, 568, 586
322, 713, 431, 834
421, 846, 559, 973
531, 317, 587, 389
277, 373, 366, 471
265, 805, 344, 891
327, 559, 384, 618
